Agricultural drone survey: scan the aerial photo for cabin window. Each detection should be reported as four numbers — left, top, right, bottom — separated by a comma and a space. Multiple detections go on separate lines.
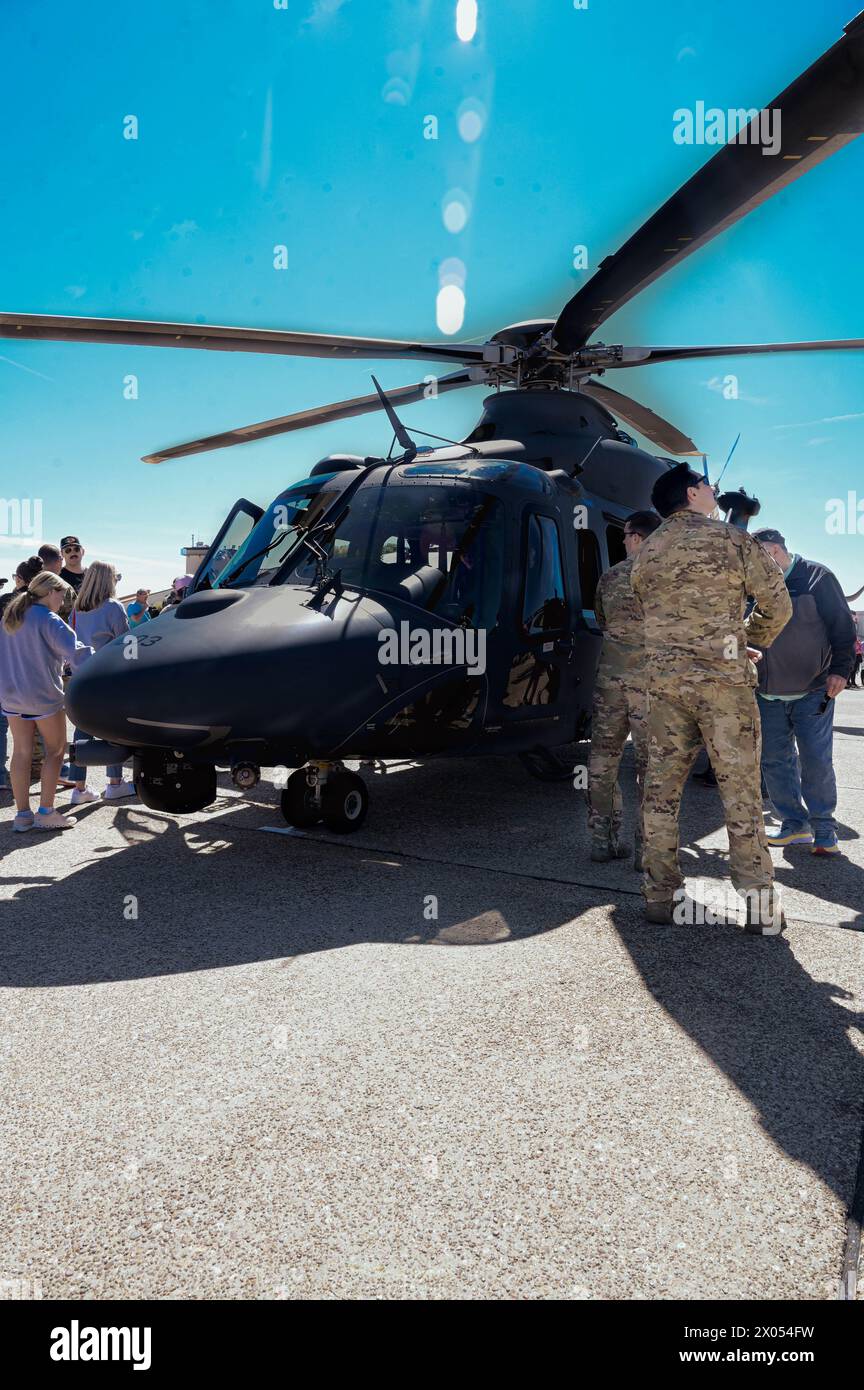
605, 522, 626, 567
578, 530, 602, 612
522, 514, 567, 635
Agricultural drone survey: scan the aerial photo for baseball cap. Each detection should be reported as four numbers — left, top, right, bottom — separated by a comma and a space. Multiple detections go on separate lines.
60, 535, 82, 548
752, 528, 786, 547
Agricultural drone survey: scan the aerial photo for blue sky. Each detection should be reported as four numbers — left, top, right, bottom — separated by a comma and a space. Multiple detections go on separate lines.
2, 0, 864, 594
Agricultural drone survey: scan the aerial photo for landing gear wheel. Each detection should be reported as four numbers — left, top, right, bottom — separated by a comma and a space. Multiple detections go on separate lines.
280, 769, 321, 828
321, 770, 368, 833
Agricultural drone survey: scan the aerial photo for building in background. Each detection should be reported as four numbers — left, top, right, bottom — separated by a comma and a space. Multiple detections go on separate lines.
181, 538, 209, 577
119, 534, 211, 610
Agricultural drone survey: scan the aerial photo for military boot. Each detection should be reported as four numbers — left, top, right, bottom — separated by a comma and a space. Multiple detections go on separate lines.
590, 816, 630, 862
743, 889, 786, 937
644, 895, 700, 925
644, 899, 673, 924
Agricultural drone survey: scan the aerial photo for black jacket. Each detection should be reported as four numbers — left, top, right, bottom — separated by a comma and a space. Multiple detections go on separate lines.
757, 556, 855, 695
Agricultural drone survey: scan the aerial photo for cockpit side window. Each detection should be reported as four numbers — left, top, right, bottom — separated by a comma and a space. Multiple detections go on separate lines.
605, 521, 626, 568
577, 529, 602, 614
522, 513, 567, 635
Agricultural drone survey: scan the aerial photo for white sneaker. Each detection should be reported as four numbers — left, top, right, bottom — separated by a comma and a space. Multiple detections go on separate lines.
103, 781, 136, 801
70, 788, 100, 806
34, 809, 77, 830
12, 811, 34, 833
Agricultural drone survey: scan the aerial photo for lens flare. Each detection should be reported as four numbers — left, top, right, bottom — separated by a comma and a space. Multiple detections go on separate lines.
457, 98, 486, 143
381, 76, 411, 106
436, 284, 466, 335
439, 256, 466, 289
442, 189, 471, 233
456, 0, 478, 43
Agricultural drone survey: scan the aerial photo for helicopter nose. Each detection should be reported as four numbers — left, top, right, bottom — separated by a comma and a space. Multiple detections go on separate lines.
66, 612, 227, 749
65, 587, 391, 753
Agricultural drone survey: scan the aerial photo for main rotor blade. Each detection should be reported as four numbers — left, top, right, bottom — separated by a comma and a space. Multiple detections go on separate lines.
0, 312, 486, 365
605, 338, 864, 367
554, 12, 864, 351
142, 370, 474, 464
582, 379, 700, 456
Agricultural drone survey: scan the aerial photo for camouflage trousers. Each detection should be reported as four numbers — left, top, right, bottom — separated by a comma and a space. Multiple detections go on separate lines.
642, 678, 773, 903
588, 667, 648, 844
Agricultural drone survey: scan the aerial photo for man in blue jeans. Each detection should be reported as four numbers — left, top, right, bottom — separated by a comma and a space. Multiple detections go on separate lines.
751, 529, 855, 855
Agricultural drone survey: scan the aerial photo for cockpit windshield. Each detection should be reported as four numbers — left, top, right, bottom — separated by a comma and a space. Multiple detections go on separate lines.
283, 476, 505, 629
214, 473, 345, 588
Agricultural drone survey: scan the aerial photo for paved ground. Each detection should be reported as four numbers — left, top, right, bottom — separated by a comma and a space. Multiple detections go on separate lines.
1, 692, 863, 1300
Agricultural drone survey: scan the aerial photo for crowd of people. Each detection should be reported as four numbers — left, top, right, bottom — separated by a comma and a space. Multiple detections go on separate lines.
587, 462, 860, 936
0, 535, 193, 828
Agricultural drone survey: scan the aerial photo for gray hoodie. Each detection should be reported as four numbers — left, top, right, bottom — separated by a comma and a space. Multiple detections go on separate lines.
71, 596, 129, 651
0, 603, 92, 717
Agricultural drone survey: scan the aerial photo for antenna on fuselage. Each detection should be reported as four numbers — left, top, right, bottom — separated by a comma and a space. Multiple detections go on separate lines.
714, 432, 741, 489
371, 375, 417, 462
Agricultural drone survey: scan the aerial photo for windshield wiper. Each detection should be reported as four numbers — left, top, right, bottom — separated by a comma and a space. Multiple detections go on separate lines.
300, 508, 349, 586
221, 528, 299, 587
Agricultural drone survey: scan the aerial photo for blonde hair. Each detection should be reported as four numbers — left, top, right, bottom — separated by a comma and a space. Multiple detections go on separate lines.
75, 560, 116, 614
2, 570, 69, 633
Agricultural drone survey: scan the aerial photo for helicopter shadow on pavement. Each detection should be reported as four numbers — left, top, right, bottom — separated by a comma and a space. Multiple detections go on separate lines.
0, 790, 591, 990
3, 759, 863, 1209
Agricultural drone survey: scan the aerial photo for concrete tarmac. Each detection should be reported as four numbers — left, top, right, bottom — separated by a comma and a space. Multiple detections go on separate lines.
1, 692, 863, 1300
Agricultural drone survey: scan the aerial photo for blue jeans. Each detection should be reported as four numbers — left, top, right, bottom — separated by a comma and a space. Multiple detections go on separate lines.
757, 689, 837, 839
0, 712, 8, 786
68, 729, 124, 783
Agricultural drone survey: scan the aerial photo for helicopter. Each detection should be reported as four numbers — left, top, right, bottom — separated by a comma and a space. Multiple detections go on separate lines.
3, 11, 864, 832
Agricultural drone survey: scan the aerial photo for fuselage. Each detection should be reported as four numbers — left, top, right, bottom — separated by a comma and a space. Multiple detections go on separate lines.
67, 390, 672, 778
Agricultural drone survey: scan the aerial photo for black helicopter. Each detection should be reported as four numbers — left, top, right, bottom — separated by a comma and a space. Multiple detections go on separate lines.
3, 12, 864, 832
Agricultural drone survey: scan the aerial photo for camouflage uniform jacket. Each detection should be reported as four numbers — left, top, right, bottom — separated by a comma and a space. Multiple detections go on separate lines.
630, 510, 792, 686
594, 556, 643, 676
59, 581, 76, 624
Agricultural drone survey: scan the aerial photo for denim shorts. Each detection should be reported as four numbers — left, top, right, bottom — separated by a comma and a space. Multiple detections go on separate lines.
1, 707, 62, 722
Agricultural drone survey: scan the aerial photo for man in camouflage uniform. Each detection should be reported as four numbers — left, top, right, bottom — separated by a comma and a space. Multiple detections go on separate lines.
588, 509, 662, 866
631, 464, 792, 935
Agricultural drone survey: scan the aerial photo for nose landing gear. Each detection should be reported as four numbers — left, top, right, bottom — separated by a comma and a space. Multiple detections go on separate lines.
281, 761, 369, 833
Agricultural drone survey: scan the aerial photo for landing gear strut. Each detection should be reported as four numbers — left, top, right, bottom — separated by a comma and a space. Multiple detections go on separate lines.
280, 762, 369, 833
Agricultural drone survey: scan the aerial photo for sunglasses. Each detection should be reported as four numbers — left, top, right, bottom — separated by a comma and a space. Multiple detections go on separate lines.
62, 545, 82, 554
